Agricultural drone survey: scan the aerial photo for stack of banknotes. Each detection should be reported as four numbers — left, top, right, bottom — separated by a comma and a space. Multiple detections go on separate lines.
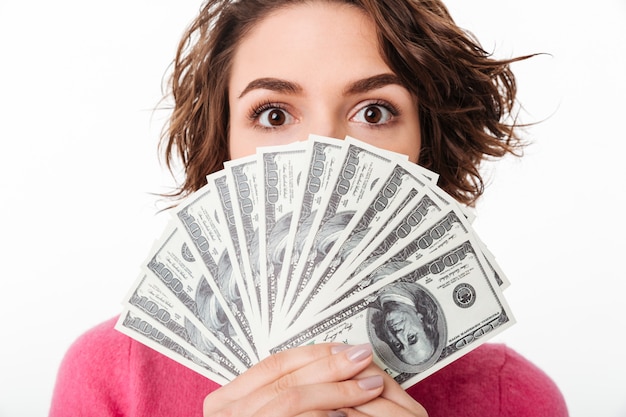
115, 135, 514, 388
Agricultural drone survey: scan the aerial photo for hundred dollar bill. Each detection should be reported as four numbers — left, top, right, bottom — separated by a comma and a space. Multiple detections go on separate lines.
210, 172, 261, 322
286, 158, 435, 325
280, 137, 406, 327
222, 156, 266, 344
257, 142, 308, 332
272, 237, 514, 388
275, 135, 344, 332
115, 309, 233, 385
144, 222, 258, 363
124, 272, 249, 373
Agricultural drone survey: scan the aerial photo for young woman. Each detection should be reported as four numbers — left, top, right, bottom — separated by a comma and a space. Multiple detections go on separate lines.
49, 1, 569, 416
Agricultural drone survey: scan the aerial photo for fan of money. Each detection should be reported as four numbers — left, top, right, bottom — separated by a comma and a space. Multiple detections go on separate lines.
116, 134, 514, 388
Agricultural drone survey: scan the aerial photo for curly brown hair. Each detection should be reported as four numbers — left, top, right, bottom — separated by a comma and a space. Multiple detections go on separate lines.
161, 0, 531, 206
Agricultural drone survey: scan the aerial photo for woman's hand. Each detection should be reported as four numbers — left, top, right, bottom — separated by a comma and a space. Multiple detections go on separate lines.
203, 343, 382, 416
203, 343, 428, 417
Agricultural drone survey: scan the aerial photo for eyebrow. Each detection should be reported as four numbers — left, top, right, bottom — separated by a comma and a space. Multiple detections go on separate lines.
238, 78, 303, 98
342, 73, 404, 96
237, 73, 404, 99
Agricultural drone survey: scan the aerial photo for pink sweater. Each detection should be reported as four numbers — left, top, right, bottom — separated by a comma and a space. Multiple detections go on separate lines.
49, 317, 568, 417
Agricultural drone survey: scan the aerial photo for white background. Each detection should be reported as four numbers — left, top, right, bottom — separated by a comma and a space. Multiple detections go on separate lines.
0, 1, 625, 416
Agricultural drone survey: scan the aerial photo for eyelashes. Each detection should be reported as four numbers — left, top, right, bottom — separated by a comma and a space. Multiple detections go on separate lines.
247, 100, 286, 121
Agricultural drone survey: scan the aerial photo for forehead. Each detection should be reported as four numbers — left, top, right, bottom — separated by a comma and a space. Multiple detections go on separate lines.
229, 2, 391, 89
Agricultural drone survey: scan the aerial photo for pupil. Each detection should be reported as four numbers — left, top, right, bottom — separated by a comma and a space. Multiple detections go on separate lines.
269, 109, 285, 126
365, 106, 381, 123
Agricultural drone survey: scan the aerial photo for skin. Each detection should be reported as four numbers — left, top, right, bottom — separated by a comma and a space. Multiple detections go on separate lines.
206, 3, 428, 416
382, 303, 435, 365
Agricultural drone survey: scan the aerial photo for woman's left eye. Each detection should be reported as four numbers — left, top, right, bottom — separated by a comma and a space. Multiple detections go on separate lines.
352, 103, 396, 125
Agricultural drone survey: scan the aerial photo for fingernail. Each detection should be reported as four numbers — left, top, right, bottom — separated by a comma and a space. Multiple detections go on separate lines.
328, 411, 347, 417
357, 375, 384, 390
347, 343, 372, 362
331, 344, 352, 354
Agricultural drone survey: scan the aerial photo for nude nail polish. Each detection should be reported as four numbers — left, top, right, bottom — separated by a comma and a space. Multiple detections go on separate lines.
347, 343, 372, 362
357, 375, 384, 390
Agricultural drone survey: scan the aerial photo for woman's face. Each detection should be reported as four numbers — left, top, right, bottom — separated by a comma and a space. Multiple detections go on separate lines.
228, 2, 421, 162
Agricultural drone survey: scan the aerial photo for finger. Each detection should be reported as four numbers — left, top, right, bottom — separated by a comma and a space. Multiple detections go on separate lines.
252, 374, 385, 417
274, 344, 375, 389
354, 364, 428, 414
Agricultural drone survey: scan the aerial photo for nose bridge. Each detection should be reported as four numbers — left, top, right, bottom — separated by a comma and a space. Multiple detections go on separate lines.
306, 106, 346, 140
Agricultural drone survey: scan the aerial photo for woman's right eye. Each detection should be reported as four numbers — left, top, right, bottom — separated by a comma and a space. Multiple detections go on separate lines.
251, 104, 294, 129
